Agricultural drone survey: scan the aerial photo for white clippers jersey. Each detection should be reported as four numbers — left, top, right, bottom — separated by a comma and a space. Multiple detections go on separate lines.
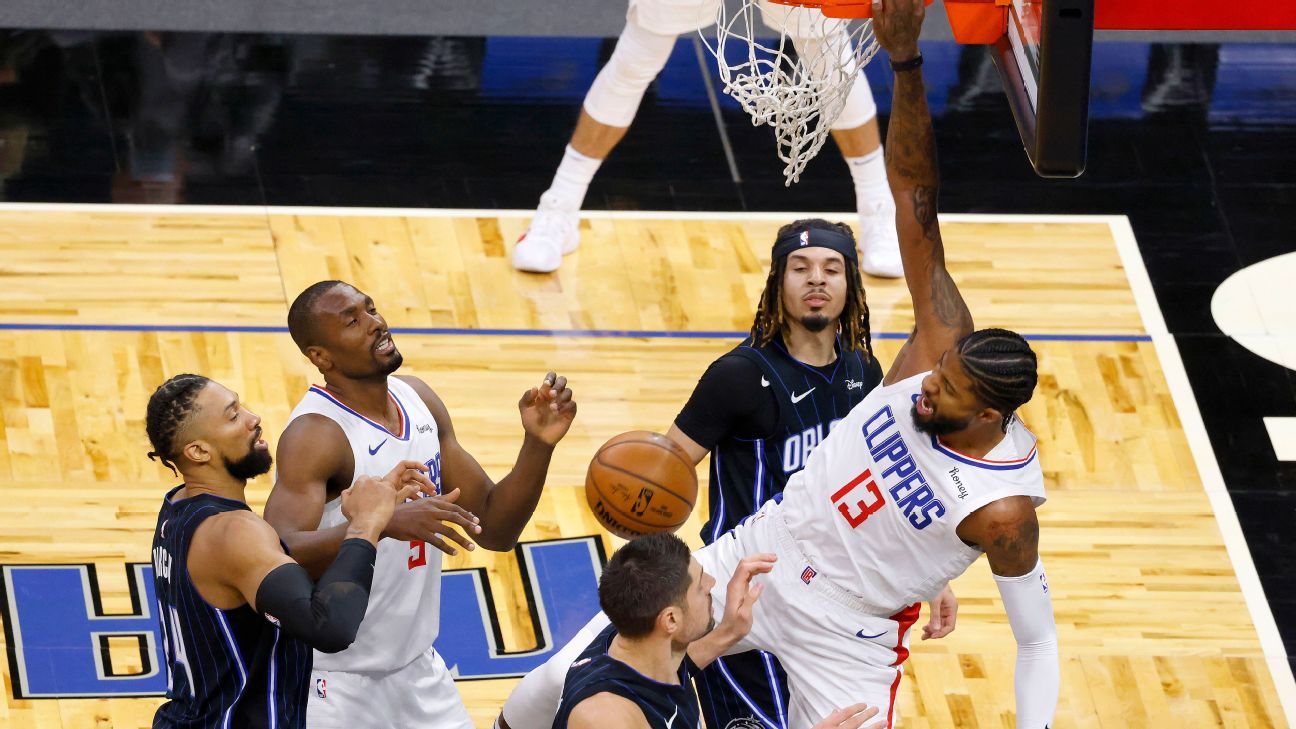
780, 371, 1045, 614
286, 376, 444, 672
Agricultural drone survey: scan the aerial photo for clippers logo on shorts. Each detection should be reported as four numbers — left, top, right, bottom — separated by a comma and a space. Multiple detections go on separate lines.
315, 678, 327, 699
801, 566, 817, 584
862, 405, 947, 530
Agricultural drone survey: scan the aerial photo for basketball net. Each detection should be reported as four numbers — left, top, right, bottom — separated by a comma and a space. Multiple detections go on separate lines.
702, 1, 879, 185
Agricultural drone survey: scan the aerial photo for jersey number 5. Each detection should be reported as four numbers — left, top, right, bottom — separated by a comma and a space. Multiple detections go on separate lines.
409, 541, 427, 569
831, 468, 885, 528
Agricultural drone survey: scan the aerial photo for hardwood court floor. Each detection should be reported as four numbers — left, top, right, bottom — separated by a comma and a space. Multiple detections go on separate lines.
0, 207, 1286, 727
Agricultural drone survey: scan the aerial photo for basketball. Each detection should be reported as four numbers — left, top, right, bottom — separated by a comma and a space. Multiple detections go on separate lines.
585, 431, 698, 540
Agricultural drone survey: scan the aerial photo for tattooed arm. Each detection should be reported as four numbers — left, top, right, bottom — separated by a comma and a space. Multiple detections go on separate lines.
872, 0, 974, 385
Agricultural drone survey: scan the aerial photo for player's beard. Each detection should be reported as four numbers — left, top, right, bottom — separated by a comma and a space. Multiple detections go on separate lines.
377, 349, 404, 376
800, 313, 832, 332
226, 448, 273, 481
910, 404, 972, 437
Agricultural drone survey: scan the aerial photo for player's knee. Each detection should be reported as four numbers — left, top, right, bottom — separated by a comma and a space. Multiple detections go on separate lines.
584, 17, 677, 127
832, 75, 878, 130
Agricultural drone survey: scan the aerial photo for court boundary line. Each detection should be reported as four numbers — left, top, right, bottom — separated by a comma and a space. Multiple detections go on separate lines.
0, 322, 1149, 342
0, 201, 1120, 225
1108, 215, 1296, 724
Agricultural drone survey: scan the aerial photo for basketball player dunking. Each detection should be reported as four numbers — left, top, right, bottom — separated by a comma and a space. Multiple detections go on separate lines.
145, 374, 427, 729
263, 280, 577, 729
663, 220, 958, 729
500, 0, 1058, 725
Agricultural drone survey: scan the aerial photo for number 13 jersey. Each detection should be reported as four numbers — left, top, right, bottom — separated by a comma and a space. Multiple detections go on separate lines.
780, 371, 1046, 613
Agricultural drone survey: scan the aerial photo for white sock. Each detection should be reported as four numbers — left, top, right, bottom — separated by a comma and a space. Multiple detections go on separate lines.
845, 148, 894, 216
543, 144, 603, 212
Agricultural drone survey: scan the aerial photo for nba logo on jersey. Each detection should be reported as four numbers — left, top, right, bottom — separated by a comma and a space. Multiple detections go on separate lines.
801, 566, 817, 584
315, 678, 327, 699
799, 230, 810, 246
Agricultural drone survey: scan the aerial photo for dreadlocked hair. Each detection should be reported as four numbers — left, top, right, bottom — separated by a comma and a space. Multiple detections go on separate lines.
750, 219, 874, 362
145, 374, 211, 477
955, 328, 1038, 433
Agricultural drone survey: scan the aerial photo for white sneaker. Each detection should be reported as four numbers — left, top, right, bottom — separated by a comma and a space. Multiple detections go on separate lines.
512, 193, 581, 273
857, 201, 904, 279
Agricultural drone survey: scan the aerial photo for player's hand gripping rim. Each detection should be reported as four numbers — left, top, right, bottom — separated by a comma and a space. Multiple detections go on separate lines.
871, 0, 926, 62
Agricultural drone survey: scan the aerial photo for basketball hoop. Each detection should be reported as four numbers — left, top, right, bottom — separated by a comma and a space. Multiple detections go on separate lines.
703, 0, 883, 185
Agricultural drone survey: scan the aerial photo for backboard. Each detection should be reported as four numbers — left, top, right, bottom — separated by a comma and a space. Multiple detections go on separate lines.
990, 0, 1094, 177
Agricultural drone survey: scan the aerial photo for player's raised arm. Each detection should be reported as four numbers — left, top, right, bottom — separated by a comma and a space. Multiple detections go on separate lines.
400, 372, 576, 551
873, 0, 974, 385
956, 497, 1059, 727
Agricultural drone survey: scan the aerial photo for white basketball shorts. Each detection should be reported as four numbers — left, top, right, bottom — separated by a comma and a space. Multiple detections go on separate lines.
502, 500, 922, 729
307, 646, 473, 729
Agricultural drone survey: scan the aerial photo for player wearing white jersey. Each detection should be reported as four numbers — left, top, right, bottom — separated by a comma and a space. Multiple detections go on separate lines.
265, 280, 577, 729
500, 1, 1058, 726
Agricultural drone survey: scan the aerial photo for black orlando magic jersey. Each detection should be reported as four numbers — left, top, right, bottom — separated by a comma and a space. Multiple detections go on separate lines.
680, 335, 882, 545
152, 486, 312, 729
552, 623, 701, 729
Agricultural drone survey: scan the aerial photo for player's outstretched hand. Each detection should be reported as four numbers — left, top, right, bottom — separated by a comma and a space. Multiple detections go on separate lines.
340, 475, 410, 543
383, 488, 482, 556
922, 583, 958, 640
519, 372, 577, 446
379, 459, 439, 496
812, 704, 886, 729
716, 553, 777, 644
871, 0, 925, 61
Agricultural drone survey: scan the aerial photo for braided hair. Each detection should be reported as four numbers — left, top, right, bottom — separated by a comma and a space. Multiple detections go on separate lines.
955, 328, 1038, 433
750, 219, 874, 361
145, 373, 211, 476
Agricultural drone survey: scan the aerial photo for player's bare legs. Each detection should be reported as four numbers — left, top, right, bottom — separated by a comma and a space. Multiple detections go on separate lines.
510, 111, 630, 272
829, 81, 902, 279
512, 17, 676, 273
570, 109, 630, 160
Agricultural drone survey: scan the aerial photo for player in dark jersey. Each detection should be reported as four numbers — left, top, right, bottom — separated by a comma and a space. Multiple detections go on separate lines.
663, 221, 960, 729
553, 533, 882, 729
145, 373, 433, 729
